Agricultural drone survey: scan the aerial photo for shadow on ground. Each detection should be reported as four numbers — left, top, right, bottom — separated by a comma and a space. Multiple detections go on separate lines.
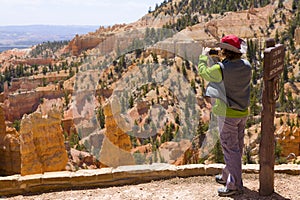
231, 187, 291, 200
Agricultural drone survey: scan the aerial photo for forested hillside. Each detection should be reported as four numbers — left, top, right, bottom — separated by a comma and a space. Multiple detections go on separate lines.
0, 0, 299, 176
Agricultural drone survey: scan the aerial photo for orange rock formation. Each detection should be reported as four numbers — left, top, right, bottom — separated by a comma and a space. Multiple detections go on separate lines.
68, 34, 102, 56
19, 109, 68, 175
276, 126, 300, 157
0, 104, 21, 175
98, 100, 135, 167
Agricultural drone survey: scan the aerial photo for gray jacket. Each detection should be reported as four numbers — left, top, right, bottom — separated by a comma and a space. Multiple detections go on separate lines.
205, 59, 252, 111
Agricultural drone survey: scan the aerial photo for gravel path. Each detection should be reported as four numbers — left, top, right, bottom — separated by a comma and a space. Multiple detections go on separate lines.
4, 173, 299, 200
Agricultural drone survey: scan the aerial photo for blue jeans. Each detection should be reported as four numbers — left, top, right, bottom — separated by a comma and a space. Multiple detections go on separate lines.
218, 116, 247, 191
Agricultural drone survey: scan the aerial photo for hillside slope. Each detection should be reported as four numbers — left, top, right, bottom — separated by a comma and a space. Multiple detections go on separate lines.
0, 0, 299, 176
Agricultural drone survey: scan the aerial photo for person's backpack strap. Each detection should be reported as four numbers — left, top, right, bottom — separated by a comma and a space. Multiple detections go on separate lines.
217, 62, 224, 80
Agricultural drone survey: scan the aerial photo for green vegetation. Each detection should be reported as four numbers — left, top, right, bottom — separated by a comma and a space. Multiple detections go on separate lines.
243, 145, 255, 164
161, 122, 176, 143
69, 133, 86, 151
144, 27, 175, 46
212, 139, 224, 163
0, 64, 34, 92
153, 0, 271, 31
96, 106, 105, 129
133, 150, 147, 164
153, 0, 271, 16
275, 142, 288, 164
30, 40, 69, 58
2, 0, 300, 167
12, 120, 21, 132
0, 58, 81, 93
163, 14, 199, 31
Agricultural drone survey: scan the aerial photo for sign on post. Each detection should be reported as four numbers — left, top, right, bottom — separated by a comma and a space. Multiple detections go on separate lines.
259, 39, 285, 196
263, 44, 285, 80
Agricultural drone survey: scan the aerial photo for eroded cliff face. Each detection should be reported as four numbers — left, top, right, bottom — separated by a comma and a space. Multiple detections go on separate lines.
4, 89, 64, 122
67, 2, 283, 59
68, 34, 103, 56
67, 23, 146, 56
8, 75, 69, 94
13, 58, 53, 66
19, 109, 68, 176
0, 104, 21, 176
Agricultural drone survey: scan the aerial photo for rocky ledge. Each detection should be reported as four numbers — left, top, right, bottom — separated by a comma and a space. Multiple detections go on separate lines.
0, 163, 299, 197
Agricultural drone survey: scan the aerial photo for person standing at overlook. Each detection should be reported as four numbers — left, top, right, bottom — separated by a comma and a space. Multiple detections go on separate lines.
198, 34, 252, 197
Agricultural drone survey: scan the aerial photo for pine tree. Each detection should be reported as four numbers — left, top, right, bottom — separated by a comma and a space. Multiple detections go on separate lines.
191, 79, 196, 93
129, 95, 134, 108
212, 139, 224, 163
97, 106, 105, 129
275, 29, 280, 43
182, 64, 187, 78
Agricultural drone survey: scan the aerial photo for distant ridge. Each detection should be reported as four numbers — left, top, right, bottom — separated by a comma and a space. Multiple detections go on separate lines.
0, 25, 100, 50
0, 46, 30, 53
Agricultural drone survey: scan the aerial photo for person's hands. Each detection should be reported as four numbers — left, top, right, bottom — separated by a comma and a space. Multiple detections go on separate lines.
202, 47, 211, 55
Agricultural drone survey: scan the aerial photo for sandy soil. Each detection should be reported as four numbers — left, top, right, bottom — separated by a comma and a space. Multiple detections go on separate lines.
4, 173, 299, 200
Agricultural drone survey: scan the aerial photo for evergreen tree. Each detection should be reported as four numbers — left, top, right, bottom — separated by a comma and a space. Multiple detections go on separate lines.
212, 139, 224, 163
191, 79, 196, 93
129, 94, 134, 108
182, 64, 187, 78
97, 106, 106, 129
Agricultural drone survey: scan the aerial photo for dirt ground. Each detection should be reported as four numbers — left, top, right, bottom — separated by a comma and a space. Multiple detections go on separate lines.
3, 173, 299, 200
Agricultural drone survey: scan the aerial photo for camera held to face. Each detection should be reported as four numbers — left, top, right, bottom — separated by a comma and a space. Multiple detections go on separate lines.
208, 48, 222, 63
208, 49, 220, 55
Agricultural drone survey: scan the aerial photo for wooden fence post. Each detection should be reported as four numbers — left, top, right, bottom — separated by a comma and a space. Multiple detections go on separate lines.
259, 38, 285, 196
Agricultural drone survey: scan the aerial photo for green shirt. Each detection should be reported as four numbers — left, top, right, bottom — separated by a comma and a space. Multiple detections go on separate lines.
198, 55, 249, 118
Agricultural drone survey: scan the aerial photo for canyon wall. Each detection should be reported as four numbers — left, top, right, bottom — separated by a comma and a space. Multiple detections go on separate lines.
4, 89, 64, 121
9, 75, 69, 93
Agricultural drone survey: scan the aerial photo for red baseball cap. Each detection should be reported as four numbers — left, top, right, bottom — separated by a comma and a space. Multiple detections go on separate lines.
217, 34, 247, 54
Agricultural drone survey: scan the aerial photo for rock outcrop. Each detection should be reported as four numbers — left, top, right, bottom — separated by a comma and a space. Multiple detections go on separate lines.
13, 58, 53, 66
67, 24, 145, 57
19, 109, 68, 176
0, 104, 21, 176
98, 100, 135, 167
276, 126, 300, 157
0, 127, 21, 176
69, 148, 100, 169
8, 75, 69, 94
68, 34, 102, 56
4, 88, 64, 122
159, 140, 191, 164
